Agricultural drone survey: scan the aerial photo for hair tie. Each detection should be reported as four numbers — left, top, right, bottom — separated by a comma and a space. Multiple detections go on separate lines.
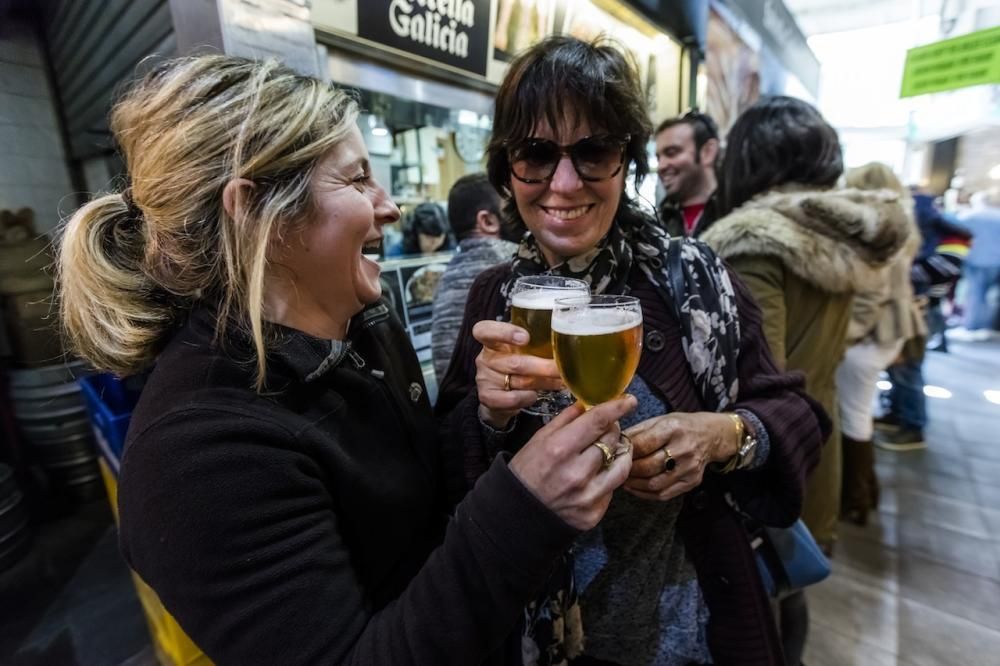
121, 188, 144, 220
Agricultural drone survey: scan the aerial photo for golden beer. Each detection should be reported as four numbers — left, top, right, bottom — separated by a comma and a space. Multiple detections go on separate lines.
552, 300, 642, 408
511, 287, 587, 358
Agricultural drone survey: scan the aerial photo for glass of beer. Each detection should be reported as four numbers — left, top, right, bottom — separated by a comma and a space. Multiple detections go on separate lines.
510, 275, 590, 415
551, 295, 643, 409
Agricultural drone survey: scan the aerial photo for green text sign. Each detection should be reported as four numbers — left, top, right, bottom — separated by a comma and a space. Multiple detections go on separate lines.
900, 25, 1000, 98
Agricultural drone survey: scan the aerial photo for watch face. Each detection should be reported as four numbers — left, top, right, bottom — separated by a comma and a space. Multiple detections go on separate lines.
454, 126, 486, 164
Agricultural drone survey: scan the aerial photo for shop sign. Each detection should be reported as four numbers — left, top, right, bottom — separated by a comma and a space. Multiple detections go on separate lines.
357, 0, 491, 77
900, 25, 1000, 98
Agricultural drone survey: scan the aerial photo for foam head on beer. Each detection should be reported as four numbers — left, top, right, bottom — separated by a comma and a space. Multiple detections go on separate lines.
510, 286, 588, 358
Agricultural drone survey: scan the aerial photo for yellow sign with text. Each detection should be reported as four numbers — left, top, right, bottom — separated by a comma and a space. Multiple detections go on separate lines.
900, 25, 1000, 98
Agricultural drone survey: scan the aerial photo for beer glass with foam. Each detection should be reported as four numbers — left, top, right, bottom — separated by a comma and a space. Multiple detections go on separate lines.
509, 275, 590, 415
551, 295, 643, 408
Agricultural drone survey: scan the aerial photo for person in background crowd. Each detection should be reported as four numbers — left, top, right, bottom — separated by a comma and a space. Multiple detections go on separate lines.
836, 163, 924, 526
910, 192, 972, 352
701, 96, 910, 666
54, 55, 639, 665
957, 189, 1000, 338
439, 36, 829, 666
654, 110, 721, 238
876, 193, 973, 450
431, 173, 518, 380
387, 201, 456, 256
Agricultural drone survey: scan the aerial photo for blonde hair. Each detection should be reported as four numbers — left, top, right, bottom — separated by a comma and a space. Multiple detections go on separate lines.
845, 162, 906, 195
57, 56, 358, 388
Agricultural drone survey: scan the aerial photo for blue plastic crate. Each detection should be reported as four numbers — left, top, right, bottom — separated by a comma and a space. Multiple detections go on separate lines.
79, 374, 142, 475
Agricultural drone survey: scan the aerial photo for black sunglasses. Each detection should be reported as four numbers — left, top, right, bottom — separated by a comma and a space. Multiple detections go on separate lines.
506, 134, 631, 184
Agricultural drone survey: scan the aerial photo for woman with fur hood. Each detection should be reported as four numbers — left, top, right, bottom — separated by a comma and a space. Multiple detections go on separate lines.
701, 96, 911, 666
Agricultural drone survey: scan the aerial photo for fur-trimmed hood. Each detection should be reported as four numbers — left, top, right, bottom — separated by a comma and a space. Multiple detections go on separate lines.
700, 187, 912, 293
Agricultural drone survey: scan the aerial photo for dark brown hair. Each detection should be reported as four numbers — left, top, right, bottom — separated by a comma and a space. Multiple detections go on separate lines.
447, 173, 501, 241
486, 35, 652, 200
655, 110, 719, 156
718, 96, 843, 216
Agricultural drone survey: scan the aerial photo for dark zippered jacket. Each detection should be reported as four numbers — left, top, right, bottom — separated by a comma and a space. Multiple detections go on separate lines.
118, 300, 576, 665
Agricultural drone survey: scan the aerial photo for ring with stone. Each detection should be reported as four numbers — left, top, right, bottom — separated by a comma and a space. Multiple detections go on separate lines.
662, 447, 676, 472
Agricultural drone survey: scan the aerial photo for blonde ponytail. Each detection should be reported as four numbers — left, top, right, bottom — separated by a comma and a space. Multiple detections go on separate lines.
55, 55, 359, 385
57, 193, 174, 374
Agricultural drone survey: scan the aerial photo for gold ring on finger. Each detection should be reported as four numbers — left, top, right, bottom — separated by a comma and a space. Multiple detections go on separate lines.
618, 433, 633, 457
592, 440, 615, 471
503, 373, 512, 392
662, 447, 676, 473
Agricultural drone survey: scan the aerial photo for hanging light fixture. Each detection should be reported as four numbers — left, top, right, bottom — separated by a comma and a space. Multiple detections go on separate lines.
369, 114, 389, 137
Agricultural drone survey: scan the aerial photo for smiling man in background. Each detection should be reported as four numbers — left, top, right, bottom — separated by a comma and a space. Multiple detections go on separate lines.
655, 110, 721, 238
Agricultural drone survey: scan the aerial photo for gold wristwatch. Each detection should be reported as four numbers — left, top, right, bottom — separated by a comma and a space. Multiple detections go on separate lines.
716, 413, 758, 474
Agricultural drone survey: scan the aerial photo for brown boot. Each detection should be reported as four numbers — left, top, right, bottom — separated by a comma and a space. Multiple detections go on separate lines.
841, 435, 878, 526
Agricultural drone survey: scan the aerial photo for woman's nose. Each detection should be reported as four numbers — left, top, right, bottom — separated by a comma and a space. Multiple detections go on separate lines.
549, 155, 583, 193
374, 181, 400, 224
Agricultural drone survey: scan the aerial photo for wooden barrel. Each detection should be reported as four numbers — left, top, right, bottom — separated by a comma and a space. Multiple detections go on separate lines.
8, 363, 103, 502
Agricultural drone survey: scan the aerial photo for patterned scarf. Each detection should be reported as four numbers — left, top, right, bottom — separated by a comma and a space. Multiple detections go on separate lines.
499, 209, 742, 666
501, 209, 741, 412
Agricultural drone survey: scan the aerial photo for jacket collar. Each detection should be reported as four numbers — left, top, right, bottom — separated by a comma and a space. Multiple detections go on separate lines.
188, 300, 392, 385
274, 301, 392, 383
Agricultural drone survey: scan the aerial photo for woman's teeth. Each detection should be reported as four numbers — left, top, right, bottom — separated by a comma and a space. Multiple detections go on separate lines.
544, 205, 590, 220
362, 240, 381, 262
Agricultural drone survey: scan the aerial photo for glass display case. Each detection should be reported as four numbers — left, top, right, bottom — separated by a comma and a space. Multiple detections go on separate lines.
378, 251, 455, 402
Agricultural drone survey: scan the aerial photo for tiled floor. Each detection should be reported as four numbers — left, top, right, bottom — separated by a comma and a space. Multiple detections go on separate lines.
805, 338, 1000, 666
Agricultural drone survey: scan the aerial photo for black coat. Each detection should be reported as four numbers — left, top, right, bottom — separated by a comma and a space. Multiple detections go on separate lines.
117, 301, 577, 665
658, 191, 720, 238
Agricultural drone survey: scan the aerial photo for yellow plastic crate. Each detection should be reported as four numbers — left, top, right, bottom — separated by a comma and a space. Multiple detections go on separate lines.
99, 459, 213, 666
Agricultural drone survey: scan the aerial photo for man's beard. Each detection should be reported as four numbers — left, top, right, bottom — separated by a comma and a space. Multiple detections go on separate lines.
662, 165, 707, 204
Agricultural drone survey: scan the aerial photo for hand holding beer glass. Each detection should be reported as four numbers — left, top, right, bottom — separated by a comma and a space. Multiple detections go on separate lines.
509, 275, 590, 415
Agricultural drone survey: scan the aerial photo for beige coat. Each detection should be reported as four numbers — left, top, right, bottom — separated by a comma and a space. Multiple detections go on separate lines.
702, 187, 911, 545
847, 205, 926, 345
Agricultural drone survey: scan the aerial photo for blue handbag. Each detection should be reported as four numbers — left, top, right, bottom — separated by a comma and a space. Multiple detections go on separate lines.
750, 518, 831, 598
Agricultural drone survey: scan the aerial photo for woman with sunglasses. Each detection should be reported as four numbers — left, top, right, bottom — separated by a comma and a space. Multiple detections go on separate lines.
437, 36, 829, 666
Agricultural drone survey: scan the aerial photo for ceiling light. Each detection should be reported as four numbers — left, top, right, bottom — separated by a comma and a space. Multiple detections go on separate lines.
876, 380, 892, 391
989, 164, 1000, 180
985, 390, 1000, 405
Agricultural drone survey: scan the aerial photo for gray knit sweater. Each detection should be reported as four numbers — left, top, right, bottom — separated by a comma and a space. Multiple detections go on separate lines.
431, 237, 516, 379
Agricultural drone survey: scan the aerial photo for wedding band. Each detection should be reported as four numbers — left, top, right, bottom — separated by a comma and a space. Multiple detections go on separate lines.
503, 373, 512, 391
592, 441, 615, 470
662, 447, 676, 473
